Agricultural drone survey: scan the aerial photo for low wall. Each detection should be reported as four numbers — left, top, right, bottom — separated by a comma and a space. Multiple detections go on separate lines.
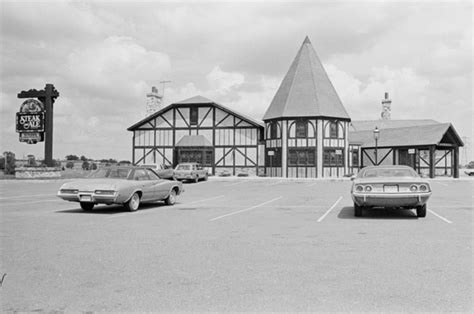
15, 167, 62, 179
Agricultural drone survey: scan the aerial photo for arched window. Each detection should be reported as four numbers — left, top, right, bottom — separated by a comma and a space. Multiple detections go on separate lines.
267, 121, 280, 139
325, 121, 343, 139
329, 122, 338, 138
295, 120, 307, 138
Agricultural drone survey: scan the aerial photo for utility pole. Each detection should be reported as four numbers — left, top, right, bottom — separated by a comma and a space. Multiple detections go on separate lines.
461, 136, 470, 165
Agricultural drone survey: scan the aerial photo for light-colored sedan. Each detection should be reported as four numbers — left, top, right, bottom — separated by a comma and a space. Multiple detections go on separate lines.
351, 165, 431, 218
57, 166, 184, 212
174, 163, 208, 183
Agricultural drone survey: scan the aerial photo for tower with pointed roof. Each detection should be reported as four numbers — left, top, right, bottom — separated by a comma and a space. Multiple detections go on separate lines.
263, 36, 351, 178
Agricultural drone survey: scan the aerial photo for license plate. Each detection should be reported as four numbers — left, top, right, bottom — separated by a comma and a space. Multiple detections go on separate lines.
80, 195, 92, 202
384, 185, 398, 193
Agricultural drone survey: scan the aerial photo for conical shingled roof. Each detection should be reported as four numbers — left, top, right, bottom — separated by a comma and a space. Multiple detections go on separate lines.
263, 36, 350, 121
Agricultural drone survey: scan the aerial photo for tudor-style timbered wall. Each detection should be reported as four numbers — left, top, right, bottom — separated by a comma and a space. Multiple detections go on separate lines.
321, 119, 349, 177
132, 103, 264, 176
264, 118, 350, 178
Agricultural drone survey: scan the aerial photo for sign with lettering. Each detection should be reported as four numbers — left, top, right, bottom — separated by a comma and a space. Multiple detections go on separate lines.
16, 98, 45, 144
16, 112, 45, 132
19, 132, 44, 143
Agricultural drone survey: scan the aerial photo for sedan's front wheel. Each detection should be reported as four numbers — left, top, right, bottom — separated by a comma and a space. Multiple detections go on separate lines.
80, 202, 94, 211
416, 204, 427, 217
124, 192, 140, 212
165, 189, 177, 206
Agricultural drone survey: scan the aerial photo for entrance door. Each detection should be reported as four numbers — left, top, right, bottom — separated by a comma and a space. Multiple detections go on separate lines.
399, 149, 416, 170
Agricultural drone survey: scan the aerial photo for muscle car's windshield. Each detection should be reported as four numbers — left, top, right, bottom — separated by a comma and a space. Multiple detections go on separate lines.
87, 168, 132, 179
361, 168, 418, 178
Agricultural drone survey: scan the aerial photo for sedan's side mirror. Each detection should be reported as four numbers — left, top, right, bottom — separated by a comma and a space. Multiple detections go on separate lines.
350, 175, 356, 181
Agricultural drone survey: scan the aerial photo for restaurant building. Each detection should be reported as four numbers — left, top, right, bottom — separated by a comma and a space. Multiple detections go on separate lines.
128, 95, 265, 176
128, 36, 463, 178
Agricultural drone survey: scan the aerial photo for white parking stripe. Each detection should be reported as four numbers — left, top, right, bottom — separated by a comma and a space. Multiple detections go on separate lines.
428, 209, 453, 224
210, 196, 283, 221
317, 196, 343, 223
0, 193, 54, 200
2, 199, 62, 206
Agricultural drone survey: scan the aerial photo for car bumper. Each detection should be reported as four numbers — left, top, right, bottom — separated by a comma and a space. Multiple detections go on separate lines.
57, 192, 118, 204
352, 192, 431, 207
175, 175, 195, 180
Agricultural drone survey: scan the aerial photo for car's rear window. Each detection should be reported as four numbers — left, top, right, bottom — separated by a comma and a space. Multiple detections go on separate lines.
361, 168, 418, 178
88, 168, 131, 179
176, 165, 191, 170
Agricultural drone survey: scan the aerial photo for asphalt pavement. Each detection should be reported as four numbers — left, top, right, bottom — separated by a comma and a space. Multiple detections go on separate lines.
0, 177, 472, 312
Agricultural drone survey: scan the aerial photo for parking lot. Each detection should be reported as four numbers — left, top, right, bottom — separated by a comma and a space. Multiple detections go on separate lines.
1, 177, 472, 312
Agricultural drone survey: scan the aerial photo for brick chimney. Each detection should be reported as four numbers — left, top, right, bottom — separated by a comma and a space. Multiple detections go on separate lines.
146, 86, 163, 116
381, 92, 391, 120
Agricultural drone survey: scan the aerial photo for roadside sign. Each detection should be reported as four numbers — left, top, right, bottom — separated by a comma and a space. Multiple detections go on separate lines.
268, 150, 275, 156
19, 132, 43, 144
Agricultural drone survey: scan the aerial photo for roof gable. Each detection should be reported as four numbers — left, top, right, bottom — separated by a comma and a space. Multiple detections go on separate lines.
128, 95, 264, 130
263, 36, 350, 121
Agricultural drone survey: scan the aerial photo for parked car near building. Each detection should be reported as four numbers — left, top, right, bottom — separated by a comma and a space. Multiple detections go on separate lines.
139, 164, 175, 180
174, 162, 208, 183
464, 161, 474, 176
351, 165, 431, 218
57, 166, 183, 211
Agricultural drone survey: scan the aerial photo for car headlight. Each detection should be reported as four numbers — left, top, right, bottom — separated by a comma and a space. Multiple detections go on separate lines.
365, 185, 372, 192
94, 190, 116, 195
355, 185, 364, 192
410, 185, 418, 192
419, 184, 428, 192
60, 189, 78, 194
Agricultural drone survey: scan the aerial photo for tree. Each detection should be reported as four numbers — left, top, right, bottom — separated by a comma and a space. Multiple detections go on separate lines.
82, 161, 90, 170
66, 161, 74, 169
66, 155, 79, 161
90, 163, 98, 170
80, 155, 88, 161
1, 151, 16, 175
119, 160, 131, 165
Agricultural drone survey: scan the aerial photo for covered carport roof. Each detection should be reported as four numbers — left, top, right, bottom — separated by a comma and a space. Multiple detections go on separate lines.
349, 123, 464, 148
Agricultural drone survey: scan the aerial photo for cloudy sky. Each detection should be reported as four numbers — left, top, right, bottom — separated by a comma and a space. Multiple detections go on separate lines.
0, 0, 472, 162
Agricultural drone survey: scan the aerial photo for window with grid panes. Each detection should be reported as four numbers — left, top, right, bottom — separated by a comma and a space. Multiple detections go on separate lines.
295, 120, 307, 138
190, 107, 199, 126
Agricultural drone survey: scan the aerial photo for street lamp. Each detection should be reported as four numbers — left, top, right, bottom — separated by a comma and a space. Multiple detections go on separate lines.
373, 126, 380, 165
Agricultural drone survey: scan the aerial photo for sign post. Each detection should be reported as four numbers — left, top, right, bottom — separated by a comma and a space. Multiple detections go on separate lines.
17, 84, 59, 167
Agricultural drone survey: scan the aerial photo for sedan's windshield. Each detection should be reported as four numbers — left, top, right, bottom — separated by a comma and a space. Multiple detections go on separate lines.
361, 168, 418, 178
87, 168, 132, 179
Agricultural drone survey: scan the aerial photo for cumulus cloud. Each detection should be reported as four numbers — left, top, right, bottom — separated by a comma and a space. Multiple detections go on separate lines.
327, 64, 432, 120
206, 66, 244, 93
0, 1, 471, 161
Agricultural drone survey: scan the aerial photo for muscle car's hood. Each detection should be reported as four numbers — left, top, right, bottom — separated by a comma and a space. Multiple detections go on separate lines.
59, 178, 133, 191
